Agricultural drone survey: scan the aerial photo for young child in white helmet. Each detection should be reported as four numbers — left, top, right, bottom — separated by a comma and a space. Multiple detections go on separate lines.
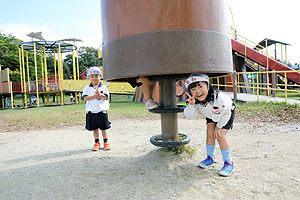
184, 73, 235, 177
82, 67, 111, 151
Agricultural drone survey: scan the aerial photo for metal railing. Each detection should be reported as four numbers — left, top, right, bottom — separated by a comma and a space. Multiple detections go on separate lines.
231, 27, 288, 66
0, 80, 60, 94
211, 71, 300, 104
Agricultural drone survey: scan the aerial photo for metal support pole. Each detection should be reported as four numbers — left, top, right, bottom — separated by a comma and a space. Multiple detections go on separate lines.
75, 92, 78, 104
56, 93, 59, 105
159, 78, 178, 141
256, 72, 259, 101
58, 44, 64, 105
272, 70, 276, 97
281, 44, 283, 64
252, 72, 254, 94
265, 39, 269, 96
21, 45, 27, 108
76, 49, 79, 80
43, 48, 48, 91
40, 48, 44, 91
244, 38, 247, 56
237, 73, 240, 93
33, 43, 40, 107
285, 45, 287, 65
18, 48, 23, 92
274, 43, 277, 60
232, 71, 237, 103
47, 94, 49, 105
1, 96, 4, 109
284, 72, 287, 104
54, 50, 57, 82
10, 82, 13, 109
42, 95, 45, 105
26, 51, 31, 92
72, 46, 76, 80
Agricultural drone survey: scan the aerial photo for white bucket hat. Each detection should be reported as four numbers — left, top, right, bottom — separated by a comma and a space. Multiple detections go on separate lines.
184, 74, 209, 89
87, 67, 101, 76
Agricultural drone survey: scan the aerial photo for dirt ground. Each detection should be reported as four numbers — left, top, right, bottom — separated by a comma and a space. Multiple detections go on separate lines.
0, 118, 299, 200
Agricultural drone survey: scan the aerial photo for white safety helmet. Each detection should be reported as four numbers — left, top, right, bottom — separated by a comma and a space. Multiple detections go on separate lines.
184, 74, 209, 89
87, 67, 101, 76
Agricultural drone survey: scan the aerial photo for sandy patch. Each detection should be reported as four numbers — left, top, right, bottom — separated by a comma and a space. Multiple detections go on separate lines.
0, 119, 299, 200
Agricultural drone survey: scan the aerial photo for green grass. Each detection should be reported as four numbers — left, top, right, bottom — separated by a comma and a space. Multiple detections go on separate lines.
273, 91, 300, 99
0, 94, 155, 132
254, 90, 300, 100
1, 95, 299, 132
235, 101, 300, 123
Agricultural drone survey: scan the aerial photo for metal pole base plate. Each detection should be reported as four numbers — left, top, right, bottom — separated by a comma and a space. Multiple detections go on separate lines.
150, 133, 191, 147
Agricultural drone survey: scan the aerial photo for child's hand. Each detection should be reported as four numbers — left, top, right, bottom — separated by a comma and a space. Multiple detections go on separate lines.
214, 127, 222, 139
98, 93, 107, 99
186, 92, 196, 105
94, 86, 100, 94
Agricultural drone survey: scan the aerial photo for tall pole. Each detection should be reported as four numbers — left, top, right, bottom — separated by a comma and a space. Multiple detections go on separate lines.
43, 47, 48, 92
59, 48, 64, 80
7, 69, 13, 109
57, 48, 60, 83
232, 71, 237, 102
54, 50, 57, 82
58, 44, 64, 105
281, 44, 283, 64
274, 43, 277, 60
76, 49, 81, 102
18, 48, 24, 92
60, 45, 65, 104
40, 47, 44, 91
77, 49, 80, 80
159, 78, 178, 141
54, 50, 58, 104
21, 45, 27, 108
72, 46, 76, 80
26, 51, 31, 92
265, 39, 269, 96
72, 46, 78, 104
33, 43, 40, 107
285, 45, 287, 65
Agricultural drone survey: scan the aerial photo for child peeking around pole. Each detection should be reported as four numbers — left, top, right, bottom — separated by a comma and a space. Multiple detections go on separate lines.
126, 76, 159, 110
82, 67, 111, 151
184, 74, 235, 177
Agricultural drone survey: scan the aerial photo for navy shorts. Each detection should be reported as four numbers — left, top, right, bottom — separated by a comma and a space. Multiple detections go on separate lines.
206, 106, 235, 130
85, 111, 111, 131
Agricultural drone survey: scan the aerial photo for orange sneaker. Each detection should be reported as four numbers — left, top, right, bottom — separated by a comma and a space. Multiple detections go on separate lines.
92, 143, 100, 151
103, 142, 111, 151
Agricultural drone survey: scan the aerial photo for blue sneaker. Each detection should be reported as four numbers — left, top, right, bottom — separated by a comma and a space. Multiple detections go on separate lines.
219, 161, 235, 177
198, 156, 215, 169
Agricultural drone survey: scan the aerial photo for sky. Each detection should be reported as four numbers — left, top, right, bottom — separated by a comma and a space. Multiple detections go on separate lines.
0, 0, 102, 49
229, 0, 300, 64
0, 0, 299, 63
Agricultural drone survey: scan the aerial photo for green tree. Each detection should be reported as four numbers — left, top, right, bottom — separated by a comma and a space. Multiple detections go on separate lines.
0, 33, 23, 81
63, 46, 100, 79
0, 33, 46, 82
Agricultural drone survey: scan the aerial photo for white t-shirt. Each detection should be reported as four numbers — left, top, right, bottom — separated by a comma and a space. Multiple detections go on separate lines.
82, 83, 110, 113
184, 92, 234, 128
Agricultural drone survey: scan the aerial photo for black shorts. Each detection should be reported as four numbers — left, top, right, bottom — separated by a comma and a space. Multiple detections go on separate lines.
85, 111, 111, 131
206, 106, 235, 130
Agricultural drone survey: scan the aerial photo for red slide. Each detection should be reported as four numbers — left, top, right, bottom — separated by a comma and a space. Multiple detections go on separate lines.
231, 39, 300, 84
